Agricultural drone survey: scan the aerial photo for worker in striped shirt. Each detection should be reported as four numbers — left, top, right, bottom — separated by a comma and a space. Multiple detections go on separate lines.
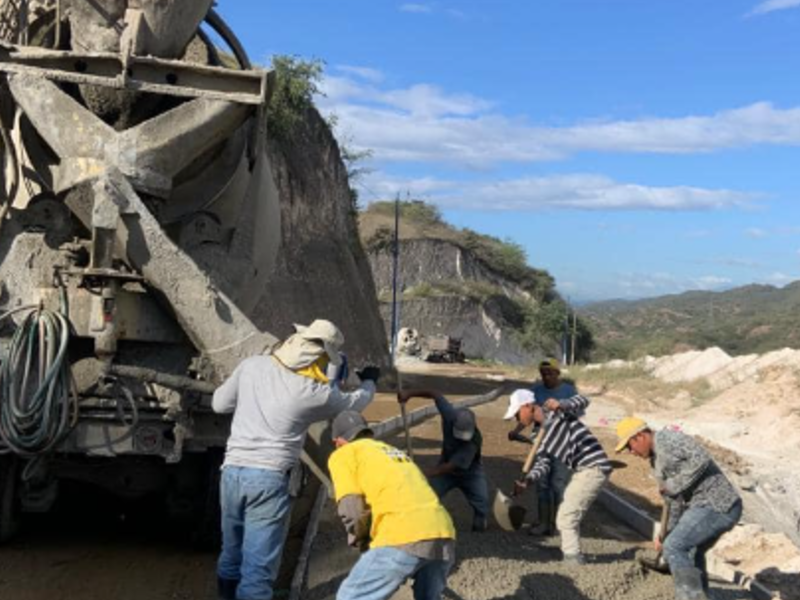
507, 391, 611, 565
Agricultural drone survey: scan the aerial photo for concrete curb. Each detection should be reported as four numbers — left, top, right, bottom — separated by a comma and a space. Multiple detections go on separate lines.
597, 489, 777, 600
287, 386, 506, 600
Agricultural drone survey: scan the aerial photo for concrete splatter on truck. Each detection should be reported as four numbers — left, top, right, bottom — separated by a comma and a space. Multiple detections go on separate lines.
0, 0, 284, 543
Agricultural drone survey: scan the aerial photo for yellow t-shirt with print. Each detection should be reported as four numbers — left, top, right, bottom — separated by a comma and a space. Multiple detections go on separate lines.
328, 438, 456, 548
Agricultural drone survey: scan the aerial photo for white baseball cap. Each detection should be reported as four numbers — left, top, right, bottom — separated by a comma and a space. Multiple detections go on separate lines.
503, 389, 536, 420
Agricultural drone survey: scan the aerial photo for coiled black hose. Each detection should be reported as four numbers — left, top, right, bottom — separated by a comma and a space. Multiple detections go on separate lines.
0, 305, 77, 455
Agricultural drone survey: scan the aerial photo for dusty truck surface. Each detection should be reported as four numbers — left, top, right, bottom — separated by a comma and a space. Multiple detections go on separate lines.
0, 0, 285, 541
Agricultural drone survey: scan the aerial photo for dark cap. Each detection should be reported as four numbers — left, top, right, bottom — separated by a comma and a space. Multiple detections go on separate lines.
331, 411, 373, 442
453, 408, 476, 441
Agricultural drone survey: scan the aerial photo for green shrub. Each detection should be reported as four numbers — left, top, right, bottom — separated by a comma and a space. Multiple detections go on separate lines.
267, 55, 325, 141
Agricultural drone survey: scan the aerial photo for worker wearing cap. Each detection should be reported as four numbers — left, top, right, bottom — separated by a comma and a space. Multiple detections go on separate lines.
398, 390, 489, 532
329, 411, 456, 600
506, 389, 611, 565
507, 358, 579, 537
212, 320, 380, 600
616, 418, 742, 600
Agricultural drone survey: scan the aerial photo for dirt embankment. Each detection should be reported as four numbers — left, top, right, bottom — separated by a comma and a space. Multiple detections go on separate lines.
581, 350, 800, 599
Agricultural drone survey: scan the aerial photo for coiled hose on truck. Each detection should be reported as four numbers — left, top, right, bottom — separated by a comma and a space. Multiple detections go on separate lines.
0, 304, 78, 456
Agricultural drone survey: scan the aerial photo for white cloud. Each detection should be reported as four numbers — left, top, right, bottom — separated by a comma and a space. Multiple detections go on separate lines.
358, 172, 757, 212
399, 3, 433, 13
319, 74, 800, 167
746, 0, 800, 17
694, 275, 733, 289
745, 227, 768, 238
335, 65, 384, 83
610, 271, 735, 298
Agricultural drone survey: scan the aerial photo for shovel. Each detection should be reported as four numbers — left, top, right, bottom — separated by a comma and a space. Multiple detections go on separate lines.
638, 503, 670, 574
493, 425, 546, 531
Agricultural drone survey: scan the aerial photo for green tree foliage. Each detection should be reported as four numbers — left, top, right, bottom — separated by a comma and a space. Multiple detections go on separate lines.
369, 200, 445, 228
267, 55, 325, 141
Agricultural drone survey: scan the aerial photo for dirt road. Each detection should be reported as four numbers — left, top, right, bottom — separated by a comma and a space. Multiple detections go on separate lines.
0, 363, 756, 600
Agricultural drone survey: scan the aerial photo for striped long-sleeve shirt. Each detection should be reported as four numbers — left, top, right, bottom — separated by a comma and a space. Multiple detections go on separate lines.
525, 395, 612, 483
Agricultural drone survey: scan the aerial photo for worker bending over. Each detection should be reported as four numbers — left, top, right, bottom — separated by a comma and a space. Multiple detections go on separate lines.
616, 418, 742, 600
506, 390, 610, 565
212, 320, 379, 600
329, 411, 456, 600
398, 389, 489, 532
507, 359, 580, 536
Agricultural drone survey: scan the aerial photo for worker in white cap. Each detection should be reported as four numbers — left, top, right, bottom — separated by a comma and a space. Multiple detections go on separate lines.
507, 358, 580, 537
212, 319, 381, 600
505, 388, 611, 565
398, 389, 489, 532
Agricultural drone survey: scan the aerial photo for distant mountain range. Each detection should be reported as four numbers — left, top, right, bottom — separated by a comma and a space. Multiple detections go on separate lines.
580, 281, 800, 360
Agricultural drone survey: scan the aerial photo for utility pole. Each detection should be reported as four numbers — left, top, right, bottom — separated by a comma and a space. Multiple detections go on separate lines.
570, 308, 577, 365
389, 194, 401, 359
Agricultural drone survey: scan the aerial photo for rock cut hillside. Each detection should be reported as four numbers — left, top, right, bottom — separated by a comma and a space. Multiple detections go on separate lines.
360, 201, 591, 364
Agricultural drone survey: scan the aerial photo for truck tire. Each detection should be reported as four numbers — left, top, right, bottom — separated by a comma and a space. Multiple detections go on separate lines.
0, 456, 19, 543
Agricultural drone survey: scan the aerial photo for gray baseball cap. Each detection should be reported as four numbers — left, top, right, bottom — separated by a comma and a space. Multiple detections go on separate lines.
453, 409, 476, 441
331, 411, 373, 442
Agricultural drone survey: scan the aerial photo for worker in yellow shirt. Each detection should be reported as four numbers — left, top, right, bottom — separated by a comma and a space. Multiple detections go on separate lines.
328, 411, 456, 600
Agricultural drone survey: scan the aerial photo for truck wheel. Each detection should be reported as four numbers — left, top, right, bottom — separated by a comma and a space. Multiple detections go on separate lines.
0, 456, 20, 543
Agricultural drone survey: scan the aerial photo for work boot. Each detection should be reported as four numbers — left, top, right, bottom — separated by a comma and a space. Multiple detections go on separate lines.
672, 568, 709, 600
217, 576, 239, 600
472, 514, 488, 532
527, 498, 556, 537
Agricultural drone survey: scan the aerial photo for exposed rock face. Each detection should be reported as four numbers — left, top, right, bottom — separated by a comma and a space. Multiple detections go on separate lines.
255, 106, 390, 368
370, 238, 531, 302
369, 239, 533, 364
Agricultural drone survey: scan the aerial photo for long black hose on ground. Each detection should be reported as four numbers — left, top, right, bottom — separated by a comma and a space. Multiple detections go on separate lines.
0, 305, 77, 456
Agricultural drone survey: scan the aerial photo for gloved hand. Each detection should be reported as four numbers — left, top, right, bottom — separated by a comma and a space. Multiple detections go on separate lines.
356, 365, 381, 384
513, 478, 529, 497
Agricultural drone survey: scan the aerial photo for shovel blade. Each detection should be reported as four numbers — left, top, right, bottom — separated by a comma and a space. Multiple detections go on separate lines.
493, 489, 526, 531
637, 553, 670, 575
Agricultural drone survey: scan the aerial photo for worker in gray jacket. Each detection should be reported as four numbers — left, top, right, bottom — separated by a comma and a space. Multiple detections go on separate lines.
616, 417, 742, 600
212, 319, 379, 600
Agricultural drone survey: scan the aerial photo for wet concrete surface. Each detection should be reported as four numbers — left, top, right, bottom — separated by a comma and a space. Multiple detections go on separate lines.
0, 485, 217, 600
305, 394, 752, 600
0, 375, 754, 600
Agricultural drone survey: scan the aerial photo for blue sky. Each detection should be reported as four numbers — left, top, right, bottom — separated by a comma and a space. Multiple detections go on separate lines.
218, 0, 800, 302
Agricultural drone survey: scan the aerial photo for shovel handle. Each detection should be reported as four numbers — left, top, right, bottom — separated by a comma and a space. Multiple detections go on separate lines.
522, 425, 546, 474
656, 500, 669, 542
400, 402, 414, 459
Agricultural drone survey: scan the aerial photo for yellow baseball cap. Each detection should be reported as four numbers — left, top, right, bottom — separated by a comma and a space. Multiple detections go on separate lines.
539, 358, 561, 372
615, 417, 648, 453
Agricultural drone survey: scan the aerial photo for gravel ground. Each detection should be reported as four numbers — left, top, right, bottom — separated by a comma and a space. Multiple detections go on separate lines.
0, 366, 756, 600
306, 390, 751, 600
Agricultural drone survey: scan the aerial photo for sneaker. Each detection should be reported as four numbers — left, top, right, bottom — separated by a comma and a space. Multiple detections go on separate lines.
527, 522, 555, 537
562, 553, 586, 566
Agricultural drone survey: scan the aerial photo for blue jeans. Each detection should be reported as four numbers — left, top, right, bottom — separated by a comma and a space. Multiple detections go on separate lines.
217, 466, 293, 600
537, 457, 572, 504
663, 501, 742, 573
337, 546, 452, 600
429, 465, 489, 520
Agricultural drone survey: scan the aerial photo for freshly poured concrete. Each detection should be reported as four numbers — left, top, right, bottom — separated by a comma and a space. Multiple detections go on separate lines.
305, 396, 752, 600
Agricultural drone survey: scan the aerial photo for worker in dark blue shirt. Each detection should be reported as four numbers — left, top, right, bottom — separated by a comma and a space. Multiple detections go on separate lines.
398, 390, 489, 532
